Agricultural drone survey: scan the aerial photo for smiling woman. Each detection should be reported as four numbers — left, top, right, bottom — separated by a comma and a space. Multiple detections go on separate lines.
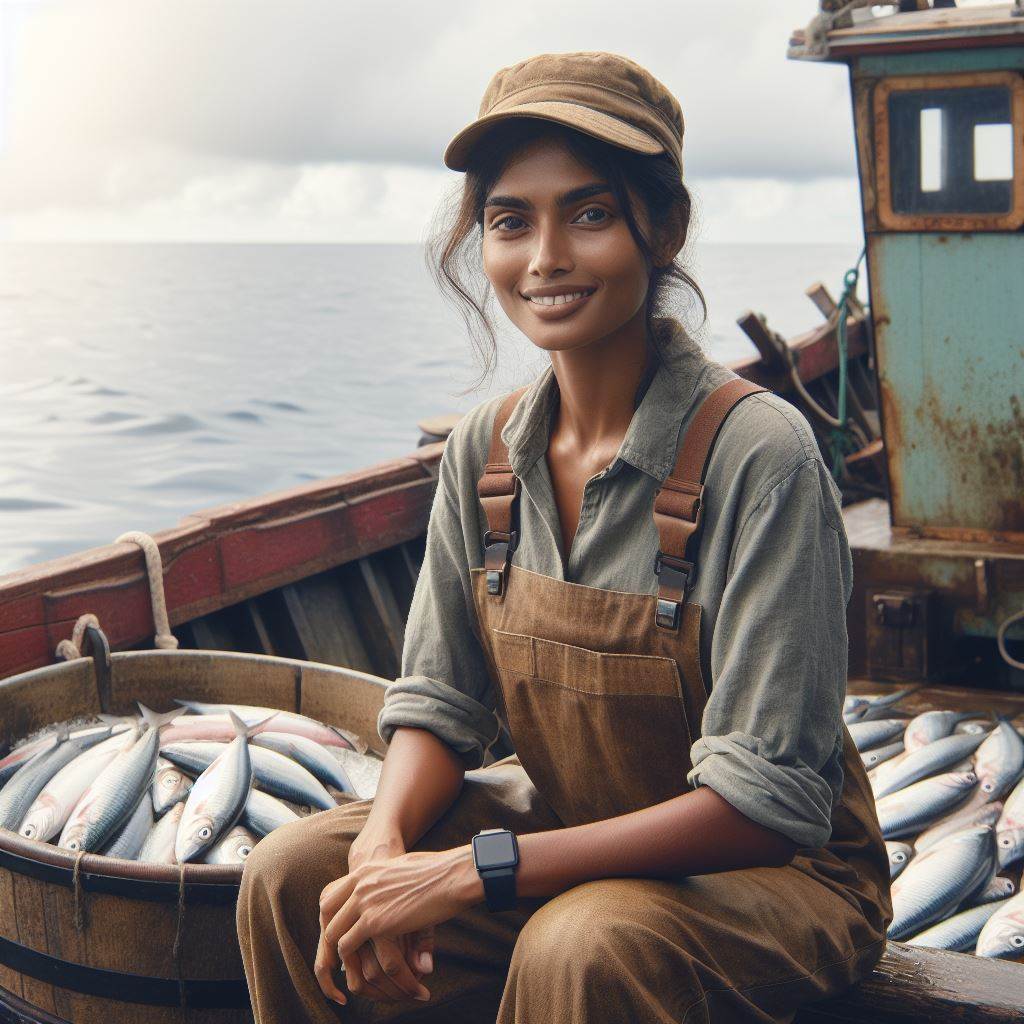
236, 50, 892, 1024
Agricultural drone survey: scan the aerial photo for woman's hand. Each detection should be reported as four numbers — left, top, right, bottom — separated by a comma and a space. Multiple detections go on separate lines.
317, 844, 479, 1002
314, 830, 435, 1006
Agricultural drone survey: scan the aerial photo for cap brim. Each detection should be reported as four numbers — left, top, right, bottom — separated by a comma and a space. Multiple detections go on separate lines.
443, 100, 664, 171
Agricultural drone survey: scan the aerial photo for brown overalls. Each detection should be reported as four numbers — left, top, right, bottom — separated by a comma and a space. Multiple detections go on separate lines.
237, 379, 893, 1024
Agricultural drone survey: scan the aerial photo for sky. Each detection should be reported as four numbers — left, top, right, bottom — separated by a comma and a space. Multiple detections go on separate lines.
0, 0, 887, 244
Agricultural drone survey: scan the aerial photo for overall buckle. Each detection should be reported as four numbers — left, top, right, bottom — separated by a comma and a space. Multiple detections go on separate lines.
484, 529, 518, 596
653, 551, 695, 630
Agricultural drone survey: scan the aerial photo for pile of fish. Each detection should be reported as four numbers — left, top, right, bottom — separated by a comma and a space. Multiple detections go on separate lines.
0, 700, 380, 866
847, 688, 1024, 959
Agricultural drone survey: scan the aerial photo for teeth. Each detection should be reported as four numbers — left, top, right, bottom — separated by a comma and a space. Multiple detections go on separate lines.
529, 291, 588, 306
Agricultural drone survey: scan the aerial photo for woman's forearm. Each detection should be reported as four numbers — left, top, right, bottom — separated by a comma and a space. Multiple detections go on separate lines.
450, 785, 801, 905
361, 726, 467, 849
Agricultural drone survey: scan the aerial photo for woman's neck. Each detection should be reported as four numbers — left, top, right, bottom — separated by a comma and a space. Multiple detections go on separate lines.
547, 308, 655, 454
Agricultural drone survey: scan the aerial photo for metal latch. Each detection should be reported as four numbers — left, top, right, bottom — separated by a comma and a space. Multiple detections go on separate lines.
866, 588, 935, 681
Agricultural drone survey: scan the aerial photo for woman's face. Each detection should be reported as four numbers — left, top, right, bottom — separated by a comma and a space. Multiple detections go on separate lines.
480, 134, 653, 354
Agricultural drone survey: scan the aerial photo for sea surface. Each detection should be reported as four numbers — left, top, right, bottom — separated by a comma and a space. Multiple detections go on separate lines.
0, 242, 864, 574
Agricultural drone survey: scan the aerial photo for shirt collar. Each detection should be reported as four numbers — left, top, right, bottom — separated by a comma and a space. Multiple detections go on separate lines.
500, 316, 715, 483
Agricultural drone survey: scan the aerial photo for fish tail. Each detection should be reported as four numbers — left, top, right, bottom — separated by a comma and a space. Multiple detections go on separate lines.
229, 709, 278, 739
173, 699, 201, 713
136, 703, 181, 733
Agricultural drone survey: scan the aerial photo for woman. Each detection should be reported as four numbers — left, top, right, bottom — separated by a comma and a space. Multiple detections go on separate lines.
237, 51, 892, 1023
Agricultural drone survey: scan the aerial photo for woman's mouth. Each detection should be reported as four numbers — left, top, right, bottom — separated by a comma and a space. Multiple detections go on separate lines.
521, 287, 597, 320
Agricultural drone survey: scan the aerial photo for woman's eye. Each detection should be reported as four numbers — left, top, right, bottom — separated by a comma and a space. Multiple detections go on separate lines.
492, 215, 525, 231
575, 207, 608, 224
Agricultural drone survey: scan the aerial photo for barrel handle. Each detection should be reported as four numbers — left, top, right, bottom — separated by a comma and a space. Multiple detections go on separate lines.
55, 616, 113, 712
115, 530, 179, 652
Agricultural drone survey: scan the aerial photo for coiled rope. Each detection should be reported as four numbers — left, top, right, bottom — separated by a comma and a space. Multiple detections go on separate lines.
114, 530, 179, 651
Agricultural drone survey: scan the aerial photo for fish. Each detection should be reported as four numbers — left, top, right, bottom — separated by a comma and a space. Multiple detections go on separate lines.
173, 700, 361, 752
58, 704, 179, 853
875, 771, 978, 839
888, 824, 996, 941
241, 788, 301, 837
905, 898, 1009, 952
963, 722, 1024, 808
861, 741, 904, 771
886, 841, 914, 880
955, 718, 995, 735
162, 741, 335, 810
202, 824, 257, 865
250, 732, 356, 795
965, 873, 1017, 908
0, 733, 60, 787
914, 801, 1004, 854
137, 801, 185, 864
850, 687, 919, 723
848, 719, 906, 753
904, 711, 981, 753
175, 712, 269, 863
976, 890, 1024, 958
101, 793, 155, 861
997, 828, 1024, 871
151, 757, 193, 816
0, 727, 113, 832
871, 731, 989, 800
19, 725, 140, 842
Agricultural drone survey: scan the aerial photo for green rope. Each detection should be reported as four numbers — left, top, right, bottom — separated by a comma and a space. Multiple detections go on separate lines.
828, 245, 866, 483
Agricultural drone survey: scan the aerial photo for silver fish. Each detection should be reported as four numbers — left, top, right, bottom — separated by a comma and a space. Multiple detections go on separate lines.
976, 890, 1024, 958
0, 733, 59, 786
162, 742, 335, 810
965, 873, 1017, 908
19, 725, 139, 842
173, 700, 360, 752
101, 793, 155, 861
852, 687, 919, 723
861, 741, 905, 771
997, 828, 1024, 871
152, 757, 193, 816
251, 732, 356, 795
906, 898, 1008, 952
915, 801, 1004, 854
888, 824, 996, 941
871, 731, 989, 799
904, 710, 980, 753
875, 771, 978, 839
968, 722, 1024, 804
138, 801, 185, 864
886, 841, 914, 880
0, 727, 113, 832
176, 712, 272, 863
955, 718, 994, 736
202, 824, 257, 865
242, 788, 300, 837
849, 719, 906, 753
58, 704, 178, 852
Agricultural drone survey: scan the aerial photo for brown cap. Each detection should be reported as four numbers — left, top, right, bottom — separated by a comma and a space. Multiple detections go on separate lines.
443, 51, 684, 178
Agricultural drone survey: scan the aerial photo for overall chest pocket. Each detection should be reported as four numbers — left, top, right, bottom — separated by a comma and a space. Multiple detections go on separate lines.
488, 629, 699, 826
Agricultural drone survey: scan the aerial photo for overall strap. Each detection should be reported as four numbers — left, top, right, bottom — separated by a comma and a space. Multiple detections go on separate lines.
653, 377, 769, 631
477, 385, 531, 596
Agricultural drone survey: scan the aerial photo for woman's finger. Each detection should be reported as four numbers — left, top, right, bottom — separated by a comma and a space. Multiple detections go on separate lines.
358, 937, 430, 1002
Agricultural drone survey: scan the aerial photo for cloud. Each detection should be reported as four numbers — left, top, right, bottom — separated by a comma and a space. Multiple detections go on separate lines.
0, 0, 861, 242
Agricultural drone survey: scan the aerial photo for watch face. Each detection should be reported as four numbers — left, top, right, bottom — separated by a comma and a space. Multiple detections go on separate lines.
473, 831, 518, 870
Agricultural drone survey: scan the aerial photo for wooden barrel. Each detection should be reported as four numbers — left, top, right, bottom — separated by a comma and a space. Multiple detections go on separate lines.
0, 648, 389, 1024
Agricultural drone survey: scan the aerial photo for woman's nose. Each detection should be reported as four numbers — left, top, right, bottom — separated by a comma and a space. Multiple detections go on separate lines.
527, 221, 574, 280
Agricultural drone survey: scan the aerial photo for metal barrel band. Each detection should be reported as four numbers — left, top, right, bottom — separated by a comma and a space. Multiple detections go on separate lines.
483, 530, 517, 596
654, 551, 695, 631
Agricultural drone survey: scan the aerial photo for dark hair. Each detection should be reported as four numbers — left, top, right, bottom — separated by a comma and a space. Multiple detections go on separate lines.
424, 118, 708, 393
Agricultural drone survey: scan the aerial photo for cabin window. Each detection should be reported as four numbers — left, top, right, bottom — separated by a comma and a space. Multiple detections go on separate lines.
874, 72, 1024, 231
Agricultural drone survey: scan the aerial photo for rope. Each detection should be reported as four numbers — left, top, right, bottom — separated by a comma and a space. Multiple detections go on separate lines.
54, 613, 101, 662
172, 862, 188, 1007
114, 531, 179, 650
997, 608, 1024, 672
827, 246, 867, 483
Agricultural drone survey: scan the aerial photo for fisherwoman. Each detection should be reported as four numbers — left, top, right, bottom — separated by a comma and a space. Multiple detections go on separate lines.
237, 51, 892, 1023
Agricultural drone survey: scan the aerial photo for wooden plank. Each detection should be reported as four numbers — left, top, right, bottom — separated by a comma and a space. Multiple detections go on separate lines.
795, 941, 1024, 1023
280, 579, 374, 673
357, 557, 406, 665
244, 598, 276, 656
0, 869, 23, 1000
10, 874, 56, 1015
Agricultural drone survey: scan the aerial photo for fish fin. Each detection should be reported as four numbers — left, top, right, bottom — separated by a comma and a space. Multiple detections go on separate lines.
173, 699, 201, 713
330, 725, 368, 754
137, 703, 181, 732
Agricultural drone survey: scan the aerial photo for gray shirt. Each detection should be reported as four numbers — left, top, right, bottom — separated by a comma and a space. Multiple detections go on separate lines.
377, 316, 852, 849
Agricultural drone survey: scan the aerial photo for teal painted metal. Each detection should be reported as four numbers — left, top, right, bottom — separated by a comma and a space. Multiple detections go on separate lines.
868, 231, 1023, 535
857, 45, 1024, 78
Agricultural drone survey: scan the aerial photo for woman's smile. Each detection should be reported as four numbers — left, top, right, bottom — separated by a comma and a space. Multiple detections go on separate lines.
520, 286, 597, 319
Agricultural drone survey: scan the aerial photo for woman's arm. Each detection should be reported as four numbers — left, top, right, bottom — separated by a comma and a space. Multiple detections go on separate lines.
448, 785, 800, 904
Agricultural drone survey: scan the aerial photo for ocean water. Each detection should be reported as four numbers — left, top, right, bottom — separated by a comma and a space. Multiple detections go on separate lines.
0, 241, 864, 574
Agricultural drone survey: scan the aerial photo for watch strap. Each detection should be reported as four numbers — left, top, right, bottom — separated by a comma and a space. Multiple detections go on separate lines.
480, 865, 517, 912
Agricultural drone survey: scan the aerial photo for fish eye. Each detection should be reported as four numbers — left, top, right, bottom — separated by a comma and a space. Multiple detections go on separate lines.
67, 840, 79, 851
1000, 836, 1012, 847
21, 825, 36, 839
983, 782, 994, 792
198, 826, 212, 840
893, 852, 906, 863
1014, 936, 1024, 947
239, 845, 252, 858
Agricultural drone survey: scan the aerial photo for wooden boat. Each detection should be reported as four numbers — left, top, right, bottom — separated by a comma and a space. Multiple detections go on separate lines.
1, 1, 1022, 1020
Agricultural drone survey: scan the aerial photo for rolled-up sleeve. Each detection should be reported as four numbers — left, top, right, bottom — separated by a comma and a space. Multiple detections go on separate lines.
685, 457, 853, 849
376, 418, 501, 770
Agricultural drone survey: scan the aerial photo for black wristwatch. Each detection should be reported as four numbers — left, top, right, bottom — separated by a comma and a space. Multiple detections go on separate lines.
471, 828, 519, 912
